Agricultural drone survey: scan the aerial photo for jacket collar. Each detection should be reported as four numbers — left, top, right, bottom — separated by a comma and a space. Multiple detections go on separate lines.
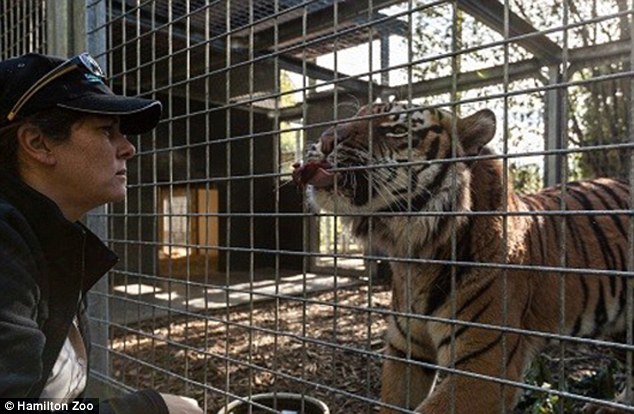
0, 172, 118, 293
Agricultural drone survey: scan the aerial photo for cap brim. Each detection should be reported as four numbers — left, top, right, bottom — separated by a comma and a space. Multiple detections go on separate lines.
57, 94, 162, 135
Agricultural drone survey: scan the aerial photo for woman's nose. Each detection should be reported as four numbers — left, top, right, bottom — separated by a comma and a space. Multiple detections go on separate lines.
119, 135, 136, 159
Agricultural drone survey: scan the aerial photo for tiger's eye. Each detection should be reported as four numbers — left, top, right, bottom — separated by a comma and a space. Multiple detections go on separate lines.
393, 125, 408, 135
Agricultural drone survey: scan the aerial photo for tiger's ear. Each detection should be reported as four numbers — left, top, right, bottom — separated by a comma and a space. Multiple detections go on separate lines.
457, 109, 496, 156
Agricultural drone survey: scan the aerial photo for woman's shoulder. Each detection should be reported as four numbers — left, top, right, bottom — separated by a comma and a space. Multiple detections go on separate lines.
0, 196, 44, 287
0, 196, 39, 251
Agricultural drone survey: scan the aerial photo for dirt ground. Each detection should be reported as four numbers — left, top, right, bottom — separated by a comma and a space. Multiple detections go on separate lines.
111, 284, 390, 413
110, 283, 626, 413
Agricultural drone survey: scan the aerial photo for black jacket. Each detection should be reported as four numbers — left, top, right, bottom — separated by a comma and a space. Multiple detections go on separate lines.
0, 172, 168, 413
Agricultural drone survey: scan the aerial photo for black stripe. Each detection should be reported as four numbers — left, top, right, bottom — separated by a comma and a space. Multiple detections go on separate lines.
524, 223, 535, 265
397, 139, 414, 151
613, 246, 627, 318
570, 317, 583, 338
438, 298, 493, 349
538, 209, 549, 263
425, 226, 473, 315
388, 344, 437, 373
539, 191, 594, 284
619, 276, 627, 318
540, 189, 592, 270
529, 196, 550, 263
506, 335, 523, 368
614, 274, 626, 321
456, 277, 496, 316
352, 170, 370, 206
425, 266, 459, 316
582, 184, 628, 239
413, 161, 450, 210
591, 282, 608, 337
354, 217, 369, 238
571, 277, 589, 337
610, 178, 629, 193
454, 334, 502, 367
606, 243, 624, 298
591, 180, 628, 209
380, 162, 450, 213
564, 209, 591, 269
392, 315, 428, 349
390, 167, 421, 197
567, 188, 617, 270
417, 125, 444, 141
547, 208, 562, 262
426, 136, 441, 160
508, 298, 531, 366
429, 214, 451, 242
522, 197, 547, 264
413, 164, 430, 176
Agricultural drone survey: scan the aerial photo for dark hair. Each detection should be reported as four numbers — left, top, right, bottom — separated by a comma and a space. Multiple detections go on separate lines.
0, 108, 85, 176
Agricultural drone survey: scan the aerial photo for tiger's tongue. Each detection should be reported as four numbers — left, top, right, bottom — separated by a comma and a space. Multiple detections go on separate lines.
308, 167, 334, 188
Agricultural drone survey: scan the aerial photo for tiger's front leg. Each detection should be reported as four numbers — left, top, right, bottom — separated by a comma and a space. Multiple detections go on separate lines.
415, 328, 532, 414
379, 318, 438, 414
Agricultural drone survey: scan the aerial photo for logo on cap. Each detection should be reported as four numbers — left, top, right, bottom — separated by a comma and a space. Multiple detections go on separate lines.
84, 73, 104, 84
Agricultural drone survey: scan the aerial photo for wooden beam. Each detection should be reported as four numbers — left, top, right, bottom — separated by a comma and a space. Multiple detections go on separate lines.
249, 0, 407, 51
457, 0, 562, 64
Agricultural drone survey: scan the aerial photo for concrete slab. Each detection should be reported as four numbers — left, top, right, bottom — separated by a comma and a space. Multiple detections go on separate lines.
108, 271, 361, 325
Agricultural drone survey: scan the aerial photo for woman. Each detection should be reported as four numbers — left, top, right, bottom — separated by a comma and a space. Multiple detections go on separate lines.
0, 53, 202, 413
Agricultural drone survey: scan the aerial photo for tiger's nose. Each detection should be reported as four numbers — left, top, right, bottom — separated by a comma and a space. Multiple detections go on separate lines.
320, 132, 335, 155
319, 126, 348, 156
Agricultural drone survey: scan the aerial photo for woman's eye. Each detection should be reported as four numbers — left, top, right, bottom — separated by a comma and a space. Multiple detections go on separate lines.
100, 126, 114, 136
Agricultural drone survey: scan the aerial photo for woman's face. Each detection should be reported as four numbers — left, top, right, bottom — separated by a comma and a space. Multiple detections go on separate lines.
48, 115, 136, 219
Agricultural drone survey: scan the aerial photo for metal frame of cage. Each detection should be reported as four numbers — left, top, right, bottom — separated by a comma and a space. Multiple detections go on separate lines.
2, 0, 634, 413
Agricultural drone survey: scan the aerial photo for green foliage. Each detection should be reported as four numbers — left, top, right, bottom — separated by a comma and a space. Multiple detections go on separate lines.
512, 0, 632, 181
568, 64, 631, 180
280, 70, 297, 108
516, 353, 619, 414
516, 355, 573, 414
510, 163, 542, 194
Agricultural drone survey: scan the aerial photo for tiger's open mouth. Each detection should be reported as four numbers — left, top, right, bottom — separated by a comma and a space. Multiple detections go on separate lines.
292, 160, 335, 188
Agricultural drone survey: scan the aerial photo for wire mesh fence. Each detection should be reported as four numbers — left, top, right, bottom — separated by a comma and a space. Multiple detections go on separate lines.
0, 0, 46, 59
3, 0, 634, 413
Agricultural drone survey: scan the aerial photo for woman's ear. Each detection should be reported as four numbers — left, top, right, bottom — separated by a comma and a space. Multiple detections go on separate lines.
457, 109, 496, 156
16, 123, 57, 167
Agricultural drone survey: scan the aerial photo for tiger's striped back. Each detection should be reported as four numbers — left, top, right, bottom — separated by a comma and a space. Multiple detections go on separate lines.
519, 178, 630, 339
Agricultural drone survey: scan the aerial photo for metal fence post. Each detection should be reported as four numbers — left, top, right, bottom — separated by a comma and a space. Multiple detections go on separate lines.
544, 65, 562, 187
46, 0, 85, 58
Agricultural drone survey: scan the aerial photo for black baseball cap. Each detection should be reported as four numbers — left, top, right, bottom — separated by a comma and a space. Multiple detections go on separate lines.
0, 53, 162, 135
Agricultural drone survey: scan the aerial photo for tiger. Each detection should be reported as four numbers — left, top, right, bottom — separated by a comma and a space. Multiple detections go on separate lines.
292, 102, 633, 414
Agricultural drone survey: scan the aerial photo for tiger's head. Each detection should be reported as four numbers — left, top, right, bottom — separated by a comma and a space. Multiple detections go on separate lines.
293, 102, 496, 253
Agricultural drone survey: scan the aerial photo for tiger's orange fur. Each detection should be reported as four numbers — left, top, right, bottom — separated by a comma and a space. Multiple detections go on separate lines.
297, 103, 632, 413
